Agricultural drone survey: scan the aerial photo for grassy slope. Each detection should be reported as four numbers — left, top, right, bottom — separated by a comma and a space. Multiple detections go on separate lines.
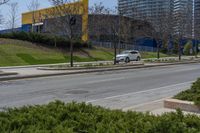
0, 39, 113, 66
0, 38, 169, 67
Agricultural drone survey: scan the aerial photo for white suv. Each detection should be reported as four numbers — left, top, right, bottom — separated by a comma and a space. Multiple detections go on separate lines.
116, 50, 141, 63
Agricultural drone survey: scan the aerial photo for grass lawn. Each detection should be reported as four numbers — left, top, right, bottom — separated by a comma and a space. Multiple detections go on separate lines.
141, 51, 171, 59
0, 38, 171, 67
0, 39, 114, 67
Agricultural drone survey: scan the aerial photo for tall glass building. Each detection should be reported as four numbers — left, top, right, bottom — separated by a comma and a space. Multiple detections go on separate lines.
194, 0, 200, 38
118, 0, 193, 37
173, 0, 193, 37
118, 0, 174, 27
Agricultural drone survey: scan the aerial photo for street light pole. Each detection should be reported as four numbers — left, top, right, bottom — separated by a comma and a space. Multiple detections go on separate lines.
69, 16, 76, 67
118, 13, 121, 54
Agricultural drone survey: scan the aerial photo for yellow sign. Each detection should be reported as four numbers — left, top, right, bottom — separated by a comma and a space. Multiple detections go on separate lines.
22, 0, 88, 41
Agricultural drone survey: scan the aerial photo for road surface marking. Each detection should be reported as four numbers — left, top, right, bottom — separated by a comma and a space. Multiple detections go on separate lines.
86, 77, 125, 84
86, 81, 193, 103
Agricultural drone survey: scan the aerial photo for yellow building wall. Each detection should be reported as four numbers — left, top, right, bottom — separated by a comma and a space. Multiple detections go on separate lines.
22, 0, 88, 41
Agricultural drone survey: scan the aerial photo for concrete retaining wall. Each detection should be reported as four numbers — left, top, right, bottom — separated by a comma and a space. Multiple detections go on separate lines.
164, 99, 200, 113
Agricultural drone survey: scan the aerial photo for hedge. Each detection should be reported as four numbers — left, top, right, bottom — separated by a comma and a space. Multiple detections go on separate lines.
0, 32, 90, 48
174, 78, 200, 106
1, 101, 200, 132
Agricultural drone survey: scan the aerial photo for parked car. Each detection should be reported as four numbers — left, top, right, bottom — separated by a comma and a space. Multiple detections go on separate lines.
116, 50, 141, 63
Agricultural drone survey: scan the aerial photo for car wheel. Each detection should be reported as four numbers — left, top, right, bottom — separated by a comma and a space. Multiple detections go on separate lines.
125, 57, 130, 63
137, 57, 141, 61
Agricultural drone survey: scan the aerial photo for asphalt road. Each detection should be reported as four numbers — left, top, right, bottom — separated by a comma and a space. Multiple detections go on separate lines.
0, 63, 200, 110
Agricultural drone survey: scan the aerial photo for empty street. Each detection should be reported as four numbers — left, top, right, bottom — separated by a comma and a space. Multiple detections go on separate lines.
0, 63, 200, 110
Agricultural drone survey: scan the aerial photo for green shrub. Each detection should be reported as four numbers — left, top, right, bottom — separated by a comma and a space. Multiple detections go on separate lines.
174, 78, 200, 106
0, 101, 200, 132
160, 46, 168, 54
0, 32, 89, 49
183, 42, 193, 55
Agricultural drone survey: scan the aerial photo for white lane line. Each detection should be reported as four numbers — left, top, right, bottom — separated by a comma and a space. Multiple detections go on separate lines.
86, 81, 193, 103
86, 77, 125, 84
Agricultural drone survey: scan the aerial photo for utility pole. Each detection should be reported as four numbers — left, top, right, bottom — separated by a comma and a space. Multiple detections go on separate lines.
69, 16, 76, 67
118, 13, 121, 54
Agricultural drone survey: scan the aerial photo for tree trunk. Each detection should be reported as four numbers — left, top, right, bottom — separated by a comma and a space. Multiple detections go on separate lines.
178, 43, 181, 61
114, 42, 117, 65
54, 37, 57, 47
70, 40, 73, 67
195, 42, 198, 58
157, 43, 160, 59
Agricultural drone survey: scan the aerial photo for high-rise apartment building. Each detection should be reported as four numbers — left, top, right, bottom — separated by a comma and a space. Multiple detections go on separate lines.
118, 0, 193, 37
118, 0, 174, 28
194, 0, 200, 38
173, 0, 193, 37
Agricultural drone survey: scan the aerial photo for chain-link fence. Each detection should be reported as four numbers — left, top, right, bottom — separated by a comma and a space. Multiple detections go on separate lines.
92, 41, 157, 52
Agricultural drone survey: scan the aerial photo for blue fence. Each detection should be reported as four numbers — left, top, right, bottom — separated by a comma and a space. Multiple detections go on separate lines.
92, 41, 157, 52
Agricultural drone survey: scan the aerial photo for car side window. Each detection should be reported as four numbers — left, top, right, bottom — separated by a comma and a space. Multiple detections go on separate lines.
130, 51, 138, 54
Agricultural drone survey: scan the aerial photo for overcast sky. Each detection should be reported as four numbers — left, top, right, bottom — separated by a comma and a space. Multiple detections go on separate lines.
0, 0, 117, 29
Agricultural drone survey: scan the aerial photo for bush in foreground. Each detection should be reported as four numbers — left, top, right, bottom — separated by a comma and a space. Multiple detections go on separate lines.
0, 101, 200, 132
174, 78, 200, 105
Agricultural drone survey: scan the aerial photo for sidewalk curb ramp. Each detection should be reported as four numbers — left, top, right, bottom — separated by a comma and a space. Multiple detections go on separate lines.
0, 60, 199, 81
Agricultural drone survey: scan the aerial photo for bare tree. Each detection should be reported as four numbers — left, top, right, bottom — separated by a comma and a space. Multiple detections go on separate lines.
7, 2, 19, 31
130, 5, 172, 59
0, 0, 9, 5
47, 0, 83, 67
152, 12, 172, 59
0, 0, 9, 27
174, 1, 193, 61
27, 0, 40, 32
89, 2, 111, 43
89, 2, 110, 14
90, 5, 116, 64
90, 3, 133, 64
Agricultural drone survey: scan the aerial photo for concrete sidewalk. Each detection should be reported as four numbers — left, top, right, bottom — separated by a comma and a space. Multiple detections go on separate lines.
124, 99, 200, 116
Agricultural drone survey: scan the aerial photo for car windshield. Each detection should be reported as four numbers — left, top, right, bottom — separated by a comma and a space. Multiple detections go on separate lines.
120, 51, 130, 54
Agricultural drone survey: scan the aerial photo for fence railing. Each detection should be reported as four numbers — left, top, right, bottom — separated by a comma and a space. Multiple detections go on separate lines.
92, 41, 157, 52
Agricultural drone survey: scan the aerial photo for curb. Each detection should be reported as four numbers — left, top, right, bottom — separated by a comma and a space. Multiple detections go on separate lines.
37, 62, 144, 71
164, 99, 200, 113
0, 60, 199, 81
0, 72, 18, 76
0, 61, 113, 69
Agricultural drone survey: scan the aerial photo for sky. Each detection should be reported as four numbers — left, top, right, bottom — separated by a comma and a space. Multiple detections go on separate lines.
0, 0, 117, 29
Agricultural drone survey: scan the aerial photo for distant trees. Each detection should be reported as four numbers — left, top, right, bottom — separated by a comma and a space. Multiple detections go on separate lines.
90, 2, 118, 64
47, 0, 82, 67
0, 0, 9, 27
90, 2, 133, 64
173, 1, 193, 60
27, 0, 40, 32
0, 0, 9, 5
7, 2, 19, 31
